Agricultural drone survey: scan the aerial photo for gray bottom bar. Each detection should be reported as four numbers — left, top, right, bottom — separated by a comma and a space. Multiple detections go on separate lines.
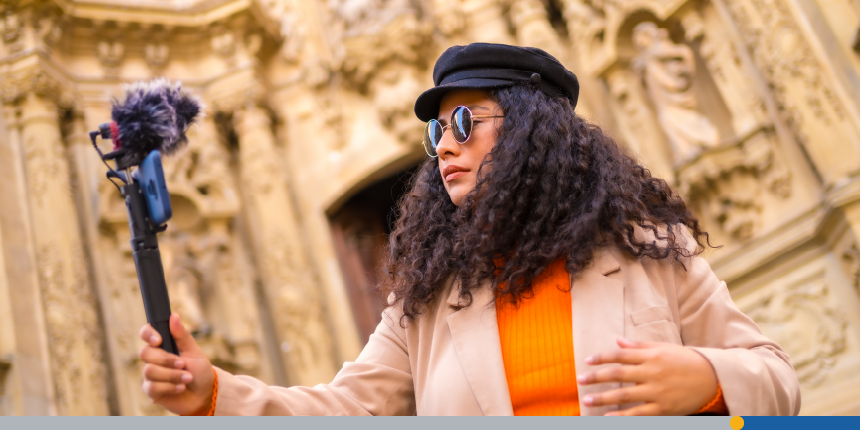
0, 416, 735, 430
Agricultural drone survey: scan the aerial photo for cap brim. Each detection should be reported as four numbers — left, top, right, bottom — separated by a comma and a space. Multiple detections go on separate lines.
413, 78, 514, 122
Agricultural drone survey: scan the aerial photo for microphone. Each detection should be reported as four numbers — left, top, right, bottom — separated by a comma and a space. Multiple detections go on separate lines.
89, 79, 202, 354
97, 78, 202, 170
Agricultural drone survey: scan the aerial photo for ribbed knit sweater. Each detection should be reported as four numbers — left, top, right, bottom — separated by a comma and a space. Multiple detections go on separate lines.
496, 259, 580, 416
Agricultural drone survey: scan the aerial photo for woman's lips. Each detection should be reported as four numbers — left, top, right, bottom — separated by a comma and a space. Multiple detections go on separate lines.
445, 171, 468, 182
443, 165, 470, 182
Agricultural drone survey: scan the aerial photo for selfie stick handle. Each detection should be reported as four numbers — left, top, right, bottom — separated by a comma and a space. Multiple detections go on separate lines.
123, 181, 178, 355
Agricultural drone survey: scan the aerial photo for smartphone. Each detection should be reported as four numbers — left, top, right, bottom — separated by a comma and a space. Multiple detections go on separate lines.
137, 150, 172, 226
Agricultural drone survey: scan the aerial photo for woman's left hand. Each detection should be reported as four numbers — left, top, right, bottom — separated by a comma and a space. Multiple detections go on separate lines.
577, 337, 719, 416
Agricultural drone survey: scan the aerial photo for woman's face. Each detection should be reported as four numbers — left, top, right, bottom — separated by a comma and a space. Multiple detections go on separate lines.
436, 89, 503, 206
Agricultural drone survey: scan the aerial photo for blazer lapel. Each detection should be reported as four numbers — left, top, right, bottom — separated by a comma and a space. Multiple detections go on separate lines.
446, 280, 514, 416
571, 248, 624, 416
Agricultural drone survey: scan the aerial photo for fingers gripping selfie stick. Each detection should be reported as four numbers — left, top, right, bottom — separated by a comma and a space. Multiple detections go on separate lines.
89, 79, 202, 354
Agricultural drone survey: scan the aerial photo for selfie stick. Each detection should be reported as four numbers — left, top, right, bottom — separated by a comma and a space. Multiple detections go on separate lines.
123, 175, 177, 354
90, 79, 201, 354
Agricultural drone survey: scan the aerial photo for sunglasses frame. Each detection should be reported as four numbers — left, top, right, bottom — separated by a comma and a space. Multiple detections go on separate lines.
422, 105, 504, 158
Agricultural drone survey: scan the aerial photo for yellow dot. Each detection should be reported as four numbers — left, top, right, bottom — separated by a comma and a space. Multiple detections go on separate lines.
730, 416, 744, 430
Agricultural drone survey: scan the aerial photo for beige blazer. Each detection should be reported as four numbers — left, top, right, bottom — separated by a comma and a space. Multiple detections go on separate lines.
213, 240, 801, 416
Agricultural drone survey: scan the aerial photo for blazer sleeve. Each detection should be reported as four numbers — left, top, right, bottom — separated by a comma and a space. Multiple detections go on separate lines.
673, 239, 801, 416
212, 307, 416, 416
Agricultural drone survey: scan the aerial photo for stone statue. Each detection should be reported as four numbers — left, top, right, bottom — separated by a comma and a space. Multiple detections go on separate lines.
632, 21, 718, 164
161, 233, 210, 336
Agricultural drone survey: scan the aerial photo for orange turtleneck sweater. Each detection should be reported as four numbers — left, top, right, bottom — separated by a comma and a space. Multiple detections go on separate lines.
496, 259, 580, 416
495, 259, 726, 416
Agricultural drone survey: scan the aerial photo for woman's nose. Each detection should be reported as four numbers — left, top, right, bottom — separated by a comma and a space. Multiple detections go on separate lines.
435, 128, 461, 159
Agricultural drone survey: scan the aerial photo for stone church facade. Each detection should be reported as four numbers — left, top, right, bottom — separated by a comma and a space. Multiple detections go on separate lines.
1, 0, 859, 416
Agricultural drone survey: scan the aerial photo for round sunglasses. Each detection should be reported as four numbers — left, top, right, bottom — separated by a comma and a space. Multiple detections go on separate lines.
422, 106, 503, 157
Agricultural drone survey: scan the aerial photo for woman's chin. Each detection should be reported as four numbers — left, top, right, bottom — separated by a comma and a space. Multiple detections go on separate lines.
447, 191, 466, 207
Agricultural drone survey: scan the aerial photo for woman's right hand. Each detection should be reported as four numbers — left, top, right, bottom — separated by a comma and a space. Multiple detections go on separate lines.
139, 314, 215, 415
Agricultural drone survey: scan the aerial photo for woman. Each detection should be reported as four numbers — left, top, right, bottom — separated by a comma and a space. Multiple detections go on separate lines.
138, 43, 801, 416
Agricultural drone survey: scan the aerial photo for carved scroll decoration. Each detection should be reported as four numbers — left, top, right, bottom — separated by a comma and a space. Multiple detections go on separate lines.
744, 275, 848, 387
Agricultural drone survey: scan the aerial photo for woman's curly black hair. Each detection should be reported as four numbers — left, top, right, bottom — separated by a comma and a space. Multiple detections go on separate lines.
381, 82, 713, 320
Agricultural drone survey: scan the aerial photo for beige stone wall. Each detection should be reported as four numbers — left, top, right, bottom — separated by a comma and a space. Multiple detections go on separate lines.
0, 0, 859, 415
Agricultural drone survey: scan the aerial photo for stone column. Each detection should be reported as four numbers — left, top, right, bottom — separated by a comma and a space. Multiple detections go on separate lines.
65, 107, 134, 416
233, 104, 338, 386
17, 93, 109, 415
0, 103, 57, 416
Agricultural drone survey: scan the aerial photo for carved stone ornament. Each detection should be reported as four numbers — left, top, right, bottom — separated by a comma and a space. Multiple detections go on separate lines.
561, 0, 622, 73
0, 11, 24, 55
144, 43, 170, 71
262, 231, 334, 379
0, 68, 74, 107
301, 57, 334, 89
36, 242, 110, 414
677, 125, 790, 240
279, 11, 305, 63
97, 39, 125, 76
233, 107, 279, 180
23, 123, 66, 209
371, 68, 423, 144
679, 8, 768, 137
0, 2, 65, 55
428, 0, 466, 37
511, 0, 566, 55
632, 21, 719, 165
159, 227, 258, 375
211, 30, 237, 63
723, 0, 857, 183
725, 0, 846, 136
333, 0, 433, 91
745, 275, 849, 387
37, 15, 62, 49
206, 79, 269, 114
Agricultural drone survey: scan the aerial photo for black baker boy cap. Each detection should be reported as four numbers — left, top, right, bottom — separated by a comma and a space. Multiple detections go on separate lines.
413, 42, 580, 122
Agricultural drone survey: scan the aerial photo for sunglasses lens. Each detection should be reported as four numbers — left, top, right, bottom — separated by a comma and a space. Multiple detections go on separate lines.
451, 106, 472, 143
423, 120, 443, 157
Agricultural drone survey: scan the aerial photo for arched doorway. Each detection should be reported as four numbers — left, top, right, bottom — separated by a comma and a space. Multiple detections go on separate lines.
329, 164, 420, 345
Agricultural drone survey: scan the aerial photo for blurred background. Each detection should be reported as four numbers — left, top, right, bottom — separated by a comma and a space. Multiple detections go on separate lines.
1, 0, 859, 416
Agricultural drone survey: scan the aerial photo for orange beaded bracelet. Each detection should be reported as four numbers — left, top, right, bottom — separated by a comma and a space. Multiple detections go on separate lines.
184, 367, 218, 416
695, 385, 723, 414
205, 367, 218, 416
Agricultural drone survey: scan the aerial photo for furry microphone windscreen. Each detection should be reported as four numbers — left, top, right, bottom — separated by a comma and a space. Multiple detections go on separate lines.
110, 78, 203, 167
